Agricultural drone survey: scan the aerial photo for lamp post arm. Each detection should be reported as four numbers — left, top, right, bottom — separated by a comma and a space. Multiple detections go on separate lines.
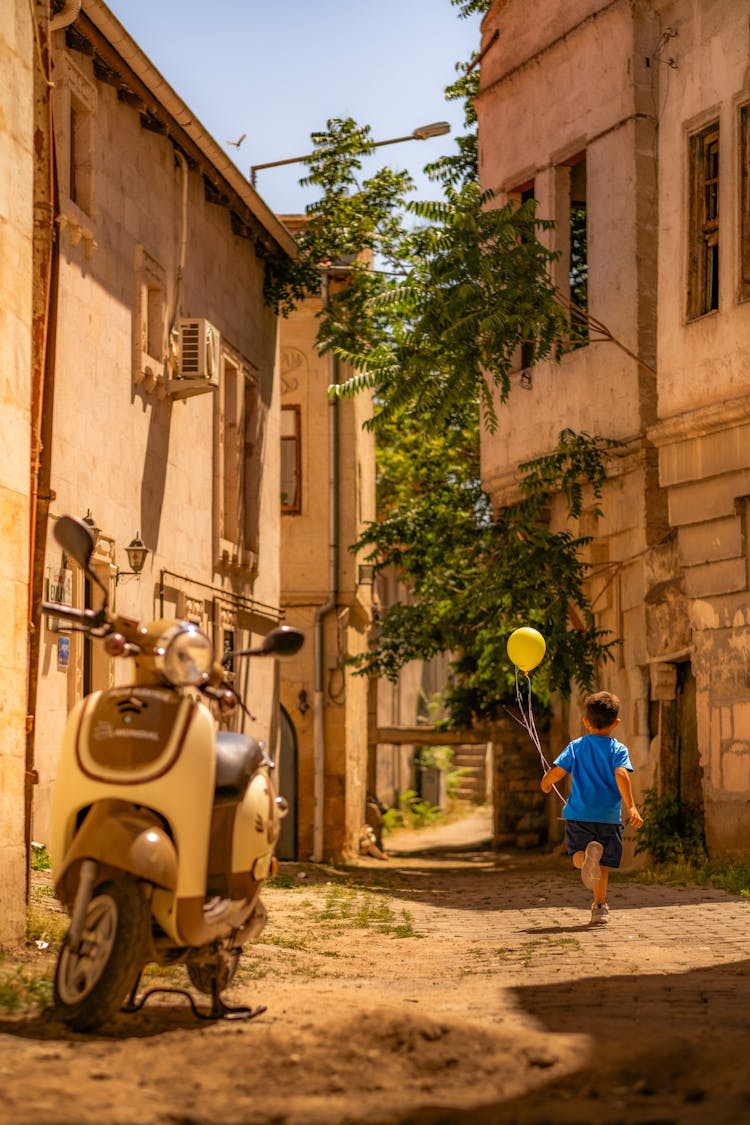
250, 122, 450, 187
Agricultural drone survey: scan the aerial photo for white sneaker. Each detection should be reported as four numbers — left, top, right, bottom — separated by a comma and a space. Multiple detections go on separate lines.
590, 902, 610, 925
580, 841, 604, 889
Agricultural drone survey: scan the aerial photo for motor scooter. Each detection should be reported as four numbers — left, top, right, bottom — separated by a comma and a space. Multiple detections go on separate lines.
40, 514, 303, 1031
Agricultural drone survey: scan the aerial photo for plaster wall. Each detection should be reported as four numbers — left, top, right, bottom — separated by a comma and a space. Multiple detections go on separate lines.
478, 0, 658, 496
647, 0, 750, 854
32, 31, 284, 842
0, 0, 34, 942
654, 0, 750, 419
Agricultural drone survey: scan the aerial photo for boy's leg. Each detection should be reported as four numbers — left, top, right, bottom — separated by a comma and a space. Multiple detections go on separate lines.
593, 866, 609, 906
590, 867, 610, 924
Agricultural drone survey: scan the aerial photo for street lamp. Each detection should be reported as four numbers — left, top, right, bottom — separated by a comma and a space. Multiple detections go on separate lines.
250, 120, 450, 187
116, 531, 149, 584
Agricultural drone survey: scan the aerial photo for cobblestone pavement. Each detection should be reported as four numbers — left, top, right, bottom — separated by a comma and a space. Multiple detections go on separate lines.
1, 812, 749, 1125
347, 811, 750, 1123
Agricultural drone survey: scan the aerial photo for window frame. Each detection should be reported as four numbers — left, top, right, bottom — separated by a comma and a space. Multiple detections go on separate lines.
687, 122, 720, 320
739, 104, 750, 303
280, 404, 302, 516
213, 347, 261, 570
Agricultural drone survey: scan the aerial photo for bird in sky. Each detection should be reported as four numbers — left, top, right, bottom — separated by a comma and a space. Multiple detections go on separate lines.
227, 133, 247, 148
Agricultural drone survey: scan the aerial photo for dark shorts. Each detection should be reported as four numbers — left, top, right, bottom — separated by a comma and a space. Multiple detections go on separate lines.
565, 820, 624, 868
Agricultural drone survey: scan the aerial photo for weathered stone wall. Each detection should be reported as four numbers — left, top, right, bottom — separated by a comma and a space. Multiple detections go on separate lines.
492, 717, 554, 849
647, 0, 750, 855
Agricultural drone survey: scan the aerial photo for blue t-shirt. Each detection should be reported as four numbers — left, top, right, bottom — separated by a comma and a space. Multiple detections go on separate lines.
554, 734, 633, 824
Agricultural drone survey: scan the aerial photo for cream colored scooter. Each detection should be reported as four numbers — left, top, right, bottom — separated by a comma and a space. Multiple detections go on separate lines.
41, 514, 303, 1032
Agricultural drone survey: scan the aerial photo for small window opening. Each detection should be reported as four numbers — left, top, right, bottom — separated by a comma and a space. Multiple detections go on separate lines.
688, 125, 719, 319
281, 406, 301, 514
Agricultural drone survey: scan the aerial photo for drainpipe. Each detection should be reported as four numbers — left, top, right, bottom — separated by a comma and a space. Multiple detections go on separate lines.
50, 0, 81, 30
26, 0, 59, 892
168, 149, 189, 364
312, 270, 338, 862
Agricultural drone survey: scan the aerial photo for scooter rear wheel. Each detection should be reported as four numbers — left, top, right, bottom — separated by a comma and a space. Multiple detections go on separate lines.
54, 876, 150, 1032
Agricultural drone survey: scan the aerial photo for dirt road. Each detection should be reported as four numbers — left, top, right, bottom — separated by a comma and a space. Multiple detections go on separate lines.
2, 812, 750, 1124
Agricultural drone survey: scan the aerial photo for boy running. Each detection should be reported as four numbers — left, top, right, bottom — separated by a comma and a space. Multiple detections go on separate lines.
541, 690, 643, 925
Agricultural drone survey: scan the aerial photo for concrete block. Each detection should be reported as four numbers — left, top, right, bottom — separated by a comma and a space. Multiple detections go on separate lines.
659, 423, 750, 488
722, 743, 750, 793
733, 702, 750, 740
668, 471, 750, 526
684, 558, 747, 598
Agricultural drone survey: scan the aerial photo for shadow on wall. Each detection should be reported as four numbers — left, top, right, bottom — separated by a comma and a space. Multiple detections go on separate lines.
138, 394, 173, 552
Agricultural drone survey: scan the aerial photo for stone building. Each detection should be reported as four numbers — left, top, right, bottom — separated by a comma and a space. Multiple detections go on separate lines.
29, 0, 296, 851
274, 235, 376, 862
476, 0, 750, 855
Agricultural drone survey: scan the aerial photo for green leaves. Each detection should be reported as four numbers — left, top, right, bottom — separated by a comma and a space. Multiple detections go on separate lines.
354, 424, 617, 726
262, 32, 617, 728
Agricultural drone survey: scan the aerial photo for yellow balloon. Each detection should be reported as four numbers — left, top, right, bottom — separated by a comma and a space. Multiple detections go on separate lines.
507, 627, 546, 674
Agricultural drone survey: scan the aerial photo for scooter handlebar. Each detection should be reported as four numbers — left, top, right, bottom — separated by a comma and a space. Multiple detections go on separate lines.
41, 601, 105, 626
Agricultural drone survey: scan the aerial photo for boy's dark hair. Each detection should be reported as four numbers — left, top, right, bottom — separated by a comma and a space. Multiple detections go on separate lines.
585, 690, 620, 731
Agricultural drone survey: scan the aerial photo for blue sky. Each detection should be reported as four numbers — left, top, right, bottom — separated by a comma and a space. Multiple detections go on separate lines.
104, 0, 483, 213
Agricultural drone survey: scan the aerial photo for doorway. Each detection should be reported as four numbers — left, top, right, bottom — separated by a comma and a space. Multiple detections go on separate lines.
277, 704, 298, 860
660, 661, 704, 839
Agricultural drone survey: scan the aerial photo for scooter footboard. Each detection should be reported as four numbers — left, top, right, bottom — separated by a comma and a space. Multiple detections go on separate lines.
55, 799, 178, 906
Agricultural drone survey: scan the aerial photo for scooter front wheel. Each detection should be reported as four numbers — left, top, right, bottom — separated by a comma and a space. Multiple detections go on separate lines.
54, 876, 150, 1032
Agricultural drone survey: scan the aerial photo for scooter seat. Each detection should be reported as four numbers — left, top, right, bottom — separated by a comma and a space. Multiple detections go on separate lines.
214, 732, 266, 803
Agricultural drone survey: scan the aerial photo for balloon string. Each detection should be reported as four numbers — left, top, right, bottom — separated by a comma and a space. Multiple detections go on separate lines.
508, 668, 566, 805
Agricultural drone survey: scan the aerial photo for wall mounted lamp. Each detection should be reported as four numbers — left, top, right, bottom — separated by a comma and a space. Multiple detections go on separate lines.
116, 531, 149, 584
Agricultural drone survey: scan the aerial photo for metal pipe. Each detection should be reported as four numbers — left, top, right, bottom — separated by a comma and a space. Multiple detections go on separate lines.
312, 271, 338, 862
167, 150, 189, 364
26, 0, 59, 897
251, 122, 450, 187
50, 0, 81, 31
158, 568, 282, 622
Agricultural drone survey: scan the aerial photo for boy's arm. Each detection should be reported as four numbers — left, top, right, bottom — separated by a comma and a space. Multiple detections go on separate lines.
541, 765, 567, 794
615, 766, 643, 827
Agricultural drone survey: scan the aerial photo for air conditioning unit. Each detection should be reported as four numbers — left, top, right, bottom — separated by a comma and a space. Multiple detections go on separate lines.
177, 318, 221, 384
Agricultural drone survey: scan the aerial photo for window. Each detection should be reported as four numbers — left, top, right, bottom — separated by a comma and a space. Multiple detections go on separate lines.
514, 181, 537, 373
555, 153, 588, 347
281, 406, 301, 514
215, 350, 261, 567
739, 107, 750, 301
69, 94, 94, 214
57, 59, 97, 217
133, 246, 166, 389
688, 124, 719, 318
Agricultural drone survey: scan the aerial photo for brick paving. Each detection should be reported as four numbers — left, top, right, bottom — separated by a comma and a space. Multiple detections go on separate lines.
344, 809, 750, 1122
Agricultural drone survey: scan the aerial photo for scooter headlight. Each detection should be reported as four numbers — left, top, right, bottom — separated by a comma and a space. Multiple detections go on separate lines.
162, 625, 213, 686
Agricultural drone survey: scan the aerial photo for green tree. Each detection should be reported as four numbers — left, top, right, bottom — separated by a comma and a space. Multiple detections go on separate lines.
264, 6, 617, 725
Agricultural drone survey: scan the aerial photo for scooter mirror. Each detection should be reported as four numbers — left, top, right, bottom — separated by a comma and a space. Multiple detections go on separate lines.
53, 514, 109, 605
54, 515, 95, 570
221, 625, 305, 666
261, 625, 305, 658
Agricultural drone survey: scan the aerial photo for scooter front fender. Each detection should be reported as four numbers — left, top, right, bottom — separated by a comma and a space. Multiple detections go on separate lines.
55, 799, 178, 907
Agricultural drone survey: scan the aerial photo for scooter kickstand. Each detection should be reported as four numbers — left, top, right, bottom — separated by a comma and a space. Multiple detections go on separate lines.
121, 969, 144, 1013
121, 977, 266, 1022
209, 979, 267, 1022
